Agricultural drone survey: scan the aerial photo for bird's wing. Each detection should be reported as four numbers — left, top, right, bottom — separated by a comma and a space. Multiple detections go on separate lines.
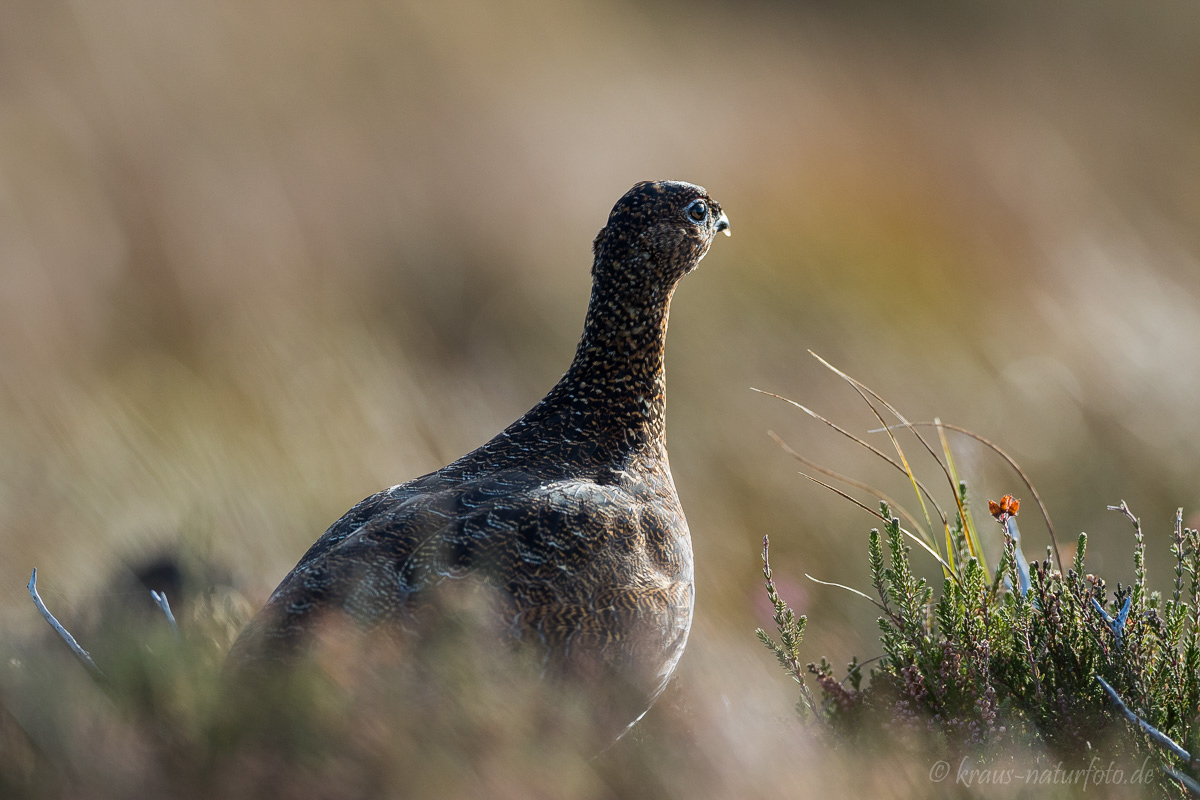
226, 471, 642, 665
284, 470, 444, 576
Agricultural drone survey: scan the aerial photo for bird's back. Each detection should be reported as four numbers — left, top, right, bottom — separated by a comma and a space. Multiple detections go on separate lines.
227, 443, 694, 711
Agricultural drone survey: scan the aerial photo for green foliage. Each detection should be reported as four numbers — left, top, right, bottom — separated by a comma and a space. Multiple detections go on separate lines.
755, 536, 817, 717
757, 499, 1200, 792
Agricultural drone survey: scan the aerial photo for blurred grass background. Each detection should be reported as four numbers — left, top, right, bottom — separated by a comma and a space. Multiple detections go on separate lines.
2, 0, 1200, 795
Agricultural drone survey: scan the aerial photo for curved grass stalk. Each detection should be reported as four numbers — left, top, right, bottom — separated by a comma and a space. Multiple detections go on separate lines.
795, 470, 958, 581
752, 388, 943, 552
766, 430, 927, 544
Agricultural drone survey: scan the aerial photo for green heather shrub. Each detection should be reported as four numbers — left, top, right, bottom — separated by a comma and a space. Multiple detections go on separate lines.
756, 364, 1200, 795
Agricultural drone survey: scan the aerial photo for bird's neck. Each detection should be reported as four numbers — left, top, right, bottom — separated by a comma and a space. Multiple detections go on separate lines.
543, 271, 675, 462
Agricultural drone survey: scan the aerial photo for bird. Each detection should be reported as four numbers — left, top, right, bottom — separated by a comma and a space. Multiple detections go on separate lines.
225, 180, 730, 736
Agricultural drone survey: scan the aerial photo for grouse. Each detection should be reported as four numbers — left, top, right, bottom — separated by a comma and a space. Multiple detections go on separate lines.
226, 180, 730, 733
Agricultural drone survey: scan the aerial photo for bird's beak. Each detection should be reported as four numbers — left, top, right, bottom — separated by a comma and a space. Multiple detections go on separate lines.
715, 211, 731, 237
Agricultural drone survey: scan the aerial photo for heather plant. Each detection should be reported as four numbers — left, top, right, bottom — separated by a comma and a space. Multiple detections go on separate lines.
756, 358, 1200, 795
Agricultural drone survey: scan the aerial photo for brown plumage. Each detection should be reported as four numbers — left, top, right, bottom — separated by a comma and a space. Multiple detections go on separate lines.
226, 180, 730, 733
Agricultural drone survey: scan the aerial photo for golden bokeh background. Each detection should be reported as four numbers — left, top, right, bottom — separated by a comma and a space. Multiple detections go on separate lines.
2, 1, 1199, 794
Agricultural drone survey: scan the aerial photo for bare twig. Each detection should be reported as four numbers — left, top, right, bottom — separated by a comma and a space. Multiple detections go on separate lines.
1096, 675, 1192, 763
150, 590, 179, 638
1107, 500, 1139, 527
1108, 501, 1147, 614
1163, 767, 1200, 797
27, 568, 104, 680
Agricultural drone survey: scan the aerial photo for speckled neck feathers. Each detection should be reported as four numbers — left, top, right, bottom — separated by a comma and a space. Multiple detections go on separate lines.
543, 250, 675, 459
464, 181, 727, 474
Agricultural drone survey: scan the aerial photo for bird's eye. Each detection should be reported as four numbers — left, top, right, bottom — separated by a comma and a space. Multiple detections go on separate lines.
685, 199, 708, 224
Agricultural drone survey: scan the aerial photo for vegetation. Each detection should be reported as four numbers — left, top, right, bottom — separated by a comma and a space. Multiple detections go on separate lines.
756, 363, 1200, 796
3, 570, 660, 799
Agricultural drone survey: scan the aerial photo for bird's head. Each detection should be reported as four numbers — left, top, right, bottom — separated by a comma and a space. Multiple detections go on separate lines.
592, 180, 730, 288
